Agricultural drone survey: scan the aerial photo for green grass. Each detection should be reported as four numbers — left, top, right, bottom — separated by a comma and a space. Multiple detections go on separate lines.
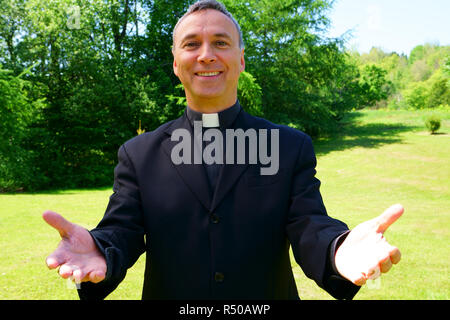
293, 108, 450, 299
0, 108, 449, 300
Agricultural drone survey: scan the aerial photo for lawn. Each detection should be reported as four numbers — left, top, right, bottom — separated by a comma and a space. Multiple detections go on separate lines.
0, 108, 448, 300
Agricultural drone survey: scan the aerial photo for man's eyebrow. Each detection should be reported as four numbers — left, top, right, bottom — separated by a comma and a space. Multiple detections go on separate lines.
179, 33, 198, 43
179, 32, 233, 43
213, 32, 232, 40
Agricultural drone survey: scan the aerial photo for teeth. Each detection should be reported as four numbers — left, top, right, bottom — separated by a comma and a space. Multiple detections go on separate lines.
197, 72, 220, 77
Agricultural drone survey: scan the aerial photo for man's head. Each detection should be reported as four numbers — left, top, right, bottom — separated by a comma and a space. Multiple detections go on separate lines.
172, 0, 245, 51
172, 0, 245, 112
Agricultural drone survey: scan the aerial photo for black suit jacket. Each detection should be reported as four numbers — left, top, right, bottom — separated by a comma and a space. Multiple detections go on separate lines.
78, 106, 360, 300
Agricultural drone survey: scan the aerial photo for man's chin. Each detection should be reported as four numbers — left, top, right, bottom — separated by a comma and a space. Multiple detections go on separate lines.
190, 91, 227, 102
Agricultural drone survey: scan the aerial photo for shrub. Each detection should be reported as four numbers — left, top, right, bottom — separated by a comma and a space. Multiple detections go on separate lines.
425, 115, 441, 134
405, 83, 429, 109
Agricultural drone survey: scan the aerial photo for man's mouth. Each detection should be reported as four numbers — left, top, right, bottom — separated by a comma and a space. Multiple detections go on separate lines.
195, 71, 221, 77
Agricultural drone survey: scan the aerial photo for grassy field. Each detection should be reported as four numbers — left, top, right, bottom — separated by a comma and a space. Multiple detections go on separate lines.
0, 108, 448, 300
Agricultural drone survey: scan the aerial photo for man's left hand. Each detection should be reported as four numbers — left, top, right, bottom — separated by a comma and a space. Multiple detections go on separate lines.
335, 204, 404, 286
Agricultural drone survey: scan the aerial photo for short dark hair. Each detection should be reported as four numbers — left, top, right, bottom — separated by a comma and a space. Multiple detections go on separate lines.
172, 0, 244, 50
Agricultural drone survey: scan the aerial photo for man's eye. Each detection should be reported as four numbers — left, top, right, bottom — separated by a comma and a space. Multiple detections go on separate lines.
185, 42, 200, 48
216, 41, 228, 47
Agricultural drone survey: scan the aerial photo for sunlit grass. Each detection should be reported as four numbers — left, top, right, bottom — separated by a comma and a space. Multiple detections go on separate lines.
294, 108, 450, 299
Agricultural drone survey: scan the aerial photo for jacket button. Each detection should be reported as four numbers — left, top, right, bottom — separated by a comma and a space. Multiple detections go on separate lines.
214, 272, 224, 282
210, 213, 220, 224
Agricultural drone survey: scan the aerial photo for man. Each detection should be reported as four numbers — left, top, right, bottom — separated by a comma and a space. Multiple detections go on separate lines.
43, 0, 403, 300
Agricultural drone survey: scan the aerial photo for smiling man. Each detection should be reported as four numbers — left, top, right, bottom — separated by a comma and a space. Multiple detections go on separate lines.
43, 0, 404, 300
172, 3, 245, 113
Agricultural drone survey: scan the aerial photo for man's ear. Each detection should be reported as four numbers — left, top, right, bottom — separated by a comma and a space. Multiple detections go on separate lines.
173, 57, 178, 77
240, 49, 245, 72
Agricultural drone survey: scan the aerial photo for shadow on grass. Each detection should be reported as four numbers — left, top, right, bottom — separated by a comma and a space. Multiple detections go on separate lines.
0, 186, 112, 196
314, 111, 421, 156
431, 132, 448, 135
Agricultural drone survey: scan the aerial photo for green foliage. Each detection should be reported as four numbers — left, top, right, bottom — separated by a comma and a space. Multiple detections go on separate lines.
404, 82, 429, 109
0, 68, 29, 191
403, 68, 450, 109
357, 64, 391, 108
353, 44, 450, 110
237, 71, 263, 116
444, 57, 450, 78
424, 115, 441, 134
0, 0, 193, 191
0, 0, 418, 190
409, 45, 426, 65
222, 0, 364, 136
0, 64, 47, 191
427, 71, 450, 108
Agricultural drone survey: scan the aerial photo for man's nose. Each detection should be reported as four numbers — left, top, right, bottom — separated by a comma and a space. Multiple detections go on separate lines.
197, 44, 216, 64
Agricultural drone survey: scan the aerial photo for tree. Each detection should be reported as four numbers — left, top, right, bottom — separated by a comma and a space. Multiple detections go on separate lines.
222, 0, 360, 135
410, 59, 432, 81
358, 64, 391, 108
0, 0, 194, 190
409, 45, 426, 65
0, 0, 26, 70
0, 65, 46, 191
404, 83, 429, 109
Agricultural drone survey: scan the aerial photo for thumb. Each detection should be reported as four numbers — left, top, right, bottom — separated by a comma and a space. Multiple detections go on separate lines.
42, 210, 74, 238
375, 204, 404, 233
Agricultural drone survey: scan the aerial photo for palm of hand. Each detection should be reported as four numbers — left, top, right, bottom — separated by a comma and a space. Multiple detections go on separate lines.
335, 204, 403, 286
44, 211, 107, 284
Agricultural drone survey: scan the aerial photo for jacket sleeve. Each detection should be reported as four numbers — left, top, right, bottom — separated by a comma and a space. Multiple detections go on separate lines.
77, 144, 146, 300
285, 134, 360, 300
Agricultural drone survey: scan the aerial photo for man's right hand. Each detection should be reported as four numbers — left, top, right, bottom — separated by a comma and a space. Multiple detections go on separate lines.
43, 210, 107, 284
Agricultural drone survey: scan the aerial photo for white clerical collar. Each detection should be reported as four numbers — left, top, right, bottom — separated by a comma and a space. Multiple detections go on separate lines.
202, 113, 220, 128
186, 101, 241, 129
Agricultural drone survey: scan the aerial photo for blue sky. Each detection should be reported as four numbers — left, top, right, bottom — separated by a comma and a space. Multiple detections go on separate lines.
326, 0, 450, 55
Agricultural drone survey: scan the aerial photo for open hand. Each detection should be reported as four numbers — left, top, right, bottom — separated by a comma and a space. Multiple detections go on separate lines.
43, 210, 107, 284
335, 204, 404, 286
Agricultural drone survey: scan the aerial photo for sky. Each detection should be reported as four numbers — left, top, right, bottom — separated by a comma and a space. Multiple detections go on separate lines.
326, 0, 450, 56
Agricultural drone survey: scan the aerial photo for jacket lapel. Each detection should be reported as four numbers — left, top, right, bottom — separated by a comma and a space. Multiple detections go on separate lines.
210, 110, 251, 212
210, 163, 249, 212
161, 110, 254, 213
161, 115, 212, 211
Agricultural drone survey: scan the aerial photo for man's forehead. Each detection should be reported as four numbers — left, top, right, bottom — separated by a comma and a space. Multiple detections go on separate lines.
174, 9, 238, 42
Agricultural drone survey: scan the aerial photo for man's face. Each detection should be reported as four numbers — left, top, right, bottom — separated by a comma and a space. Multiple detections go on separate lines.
172, 9, 245, 109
